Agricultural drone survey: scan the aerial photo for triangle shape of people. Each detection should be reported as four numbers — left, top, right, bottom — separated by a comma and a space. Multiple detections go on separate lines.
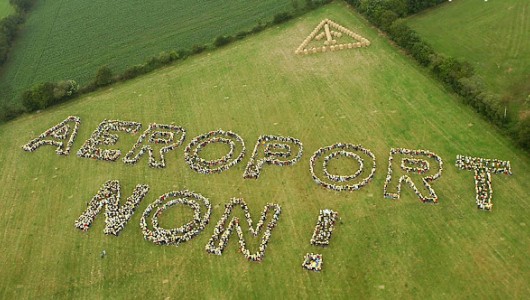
295, 19, 370, 55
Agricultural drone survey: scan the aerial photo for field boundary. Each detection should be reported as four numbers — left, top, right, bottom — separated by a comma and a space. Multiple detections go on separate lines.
342, 0, 529, 152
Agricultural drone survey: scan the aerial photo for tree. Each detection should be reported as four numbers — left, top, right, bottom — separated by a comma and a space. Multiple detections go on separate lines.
515, 116, 530, 151
272, 12, 293, 24
21, 82, 56, 111
213, 35, 233, 48
53, 80, 78, 99
94, 65, 113, 87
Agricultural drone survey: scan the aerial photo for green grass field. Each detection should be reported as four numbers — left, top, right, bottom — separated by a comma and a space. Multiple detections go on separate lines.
408, 0, 530, 117
0, 2, 528, 298
0, 0, 301, 106
0, 0, 13, 19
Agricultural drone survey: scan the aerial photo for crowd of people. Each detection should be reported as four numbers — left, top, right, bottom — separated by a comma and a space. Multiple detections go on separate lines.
74, 180, 150, 236
122, 123, 186, 168
310, 143, 376, 191
310, 209, 338, 246
205, 198, 281, 262
455, 155, 512, 210
22, 115, 81, 155
77, 119, 142, 162
140, 190, 212, 246
184, 129, 246, 174
455, 155, 512, 175
302, 253, 323, 272
295, 18, 370, 55
264, 143, 291, 158
383, 148, 443, 203
401, 158, 430, 174
243, 135, 303, 179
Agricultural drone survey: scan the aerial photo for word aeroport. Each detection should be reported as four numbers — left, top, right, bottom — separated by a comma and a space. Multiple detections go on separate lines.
23, 116, 514, 211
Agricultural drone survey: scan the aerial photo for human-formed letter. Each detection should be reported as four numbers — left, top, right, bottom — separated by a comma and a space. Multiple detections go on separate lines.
455, 155, 512, 210
310, 143, 376, 191
205, 198, 281, 262
310, 209, 338, 246
22, 116, 81, 155
123, 123, 186, 168
383, 148, 443, 203
75, 180, 149, 235
184, 129, 245, 174
77, 119, 142, 161
243, 135, 303, 179
140, 190, 212, 246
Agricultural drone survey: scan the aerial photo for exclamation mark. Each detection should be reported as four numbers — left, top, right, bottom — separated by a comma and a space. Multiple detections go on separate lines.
302, 209, 339, 272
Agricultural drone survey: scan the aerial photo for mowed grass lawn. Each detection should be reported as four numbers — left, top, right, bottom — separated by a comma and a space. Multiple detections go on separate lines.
0, 0, 301, 105
0, 2, 529, 299
408, 0, 530, 115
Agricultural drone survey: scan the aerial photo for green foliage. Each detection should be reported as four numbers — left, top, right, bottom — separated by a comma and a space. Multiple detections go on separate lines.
21, 82, 56, 111
0, 101, 23, 122
350, 0, 521, 143
1, 5, 529, 298
20, 80, 78, 112
305, 0, 332, 9
94, 65, 113, 87
515, 116, 530, 150
191, 44, 207, 54
9, 0, 34, 12
272, 12, 293, 24
344, 0, 444, 16
407, 0, 530, 130
213, 35, 234, 48
53, 80, 78, 99
0, 13, 23, 64
0, 0, 302, 103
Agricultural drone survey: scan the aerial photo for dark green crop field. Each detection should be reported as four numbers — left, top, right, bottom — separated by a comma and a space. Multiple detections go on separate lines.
0, 0, 301, 105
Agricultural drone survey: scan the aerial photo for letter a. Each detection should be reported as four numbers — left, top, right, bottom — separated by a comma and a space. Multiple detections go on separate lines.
22, 116, 81, 155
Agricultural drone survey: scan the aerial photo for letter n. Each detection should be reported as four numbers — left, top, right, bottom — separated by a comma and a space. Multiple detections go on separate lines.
75, 180, 149, 235
205, 198, 281, 262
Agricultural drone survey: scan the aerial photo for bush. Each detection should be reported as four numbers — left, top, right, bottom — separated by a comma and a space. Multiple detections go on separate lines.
191, 44, 207, 54
251, 22, 265, 34
21, 82, 56, 111
10, 0, 35, 12
213, 35, 233, 48
53, 80, 78, 99
120, 65, 145, 81
272, 12, 293, 24
21, 79, 78, 112
0, 103, 24, 122
94, 65, 114, 87
235, 31, 249, 40
515, 116, 530, 151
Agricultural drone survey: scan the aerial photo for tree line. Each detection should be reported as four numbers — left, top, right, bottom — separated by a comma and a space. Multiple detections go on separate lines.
343, 0, 529, 151
9, 0, 331, 121
4, 0, 528, 151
